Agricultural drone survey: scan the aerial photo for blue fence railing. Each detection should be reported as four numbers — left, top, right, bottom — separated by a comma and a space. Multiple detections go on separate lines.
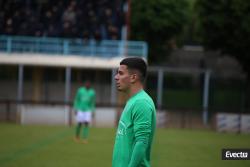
0, 36, 148, 58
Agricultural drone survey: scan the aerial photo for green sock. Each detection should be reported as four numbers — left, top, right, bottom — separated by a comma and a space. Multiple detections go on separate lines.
75, 124, 81, 138
83, 126, 89, 139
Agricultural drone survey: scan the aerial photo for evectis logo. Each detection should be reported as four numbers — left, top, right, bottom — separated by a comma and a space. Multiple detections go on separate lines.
222, 149, 250, 160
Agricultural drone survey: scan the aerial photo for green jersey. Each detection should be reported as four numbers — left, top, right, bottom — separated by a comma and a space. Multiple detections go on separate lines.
73, 87, 95, 112
112, 90, 156, 167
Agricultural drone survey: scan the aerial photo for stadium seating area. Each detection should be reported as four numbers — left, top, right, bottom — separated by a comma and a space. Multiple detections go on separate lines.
0, 0, 126, 40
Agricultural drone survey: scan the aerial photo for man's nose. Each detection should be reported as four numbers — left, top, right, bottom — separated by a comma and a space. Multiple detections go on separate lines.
114, 74, 118, 80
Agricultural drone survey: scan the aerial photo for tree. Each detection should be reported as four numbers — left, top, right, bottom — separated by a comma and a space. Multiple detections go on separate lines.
195, 0, 250, 111
130, 0, 190, 64
195, 0, 250, 77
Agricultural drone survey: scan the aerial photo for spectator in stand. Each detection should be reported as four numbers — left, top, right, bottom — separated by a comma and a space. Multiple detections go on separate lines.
0, 0, 125, 40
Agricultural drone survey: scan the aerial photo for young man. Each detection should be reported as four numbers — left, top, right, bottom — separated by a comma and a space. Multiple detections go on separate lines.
112, 57, 156, 167
73, 80, 95, 143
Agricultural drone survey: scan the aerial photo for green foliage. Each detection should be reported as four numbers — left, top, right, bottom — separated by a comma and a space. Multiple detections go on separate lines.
195, 0, 250, 77
147, 89, 202, 109
182, 0, 204, 44
164, 74, 193, 89
146, 87, 244, 110
130, 0, 190, 64
211, 90, 243, 110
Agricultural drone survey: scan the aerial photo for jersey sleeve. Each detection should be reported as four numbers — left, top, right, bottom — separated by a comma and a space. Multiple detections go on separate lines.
73, 89, 80, 109
129, 100, 153, 166
128, 141, 147, 167
90, 90, 96, 111
132, 100, 152, 143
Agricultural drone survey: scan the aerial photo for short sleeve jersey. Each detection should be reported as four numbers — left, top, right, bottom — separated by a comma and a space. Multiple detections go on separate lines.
73, 87, 95, 112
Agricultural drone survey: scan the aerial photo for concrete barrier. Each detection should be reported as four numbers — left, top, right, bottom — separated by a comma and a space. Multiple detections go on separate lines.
18, 104, 168, 129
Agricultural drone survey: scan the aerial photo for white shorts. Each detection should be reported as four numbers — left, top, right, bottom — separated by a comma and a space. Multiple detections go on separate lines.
76, 111, 92, 123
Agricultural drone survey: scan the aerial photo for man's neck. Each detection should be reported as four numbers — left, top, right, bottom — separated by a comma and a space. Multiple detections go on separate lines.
128, 84, 143, 98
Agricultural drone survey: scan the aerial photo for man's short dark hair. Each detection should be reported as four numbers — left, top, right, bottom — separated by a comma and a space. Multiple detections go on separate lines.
120, 57, 147, 82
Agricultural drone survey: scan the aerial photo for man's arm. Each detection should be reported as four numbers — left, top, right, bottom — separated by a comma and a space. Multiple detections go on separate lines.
73, 89, 80, 110
128, 139, 148, 167
91, 91, 96, 112
128, 101, 152, 167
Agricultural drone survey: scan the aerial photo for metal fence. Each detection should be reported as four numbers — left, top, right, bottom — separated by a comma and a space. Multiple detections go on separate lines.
0, 67, 247, 128
0, 35, 148, 58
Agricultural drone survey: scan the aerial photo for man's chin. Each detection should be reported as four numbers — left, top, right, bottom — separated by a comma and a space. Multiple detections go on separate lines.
116, 87, 123, 92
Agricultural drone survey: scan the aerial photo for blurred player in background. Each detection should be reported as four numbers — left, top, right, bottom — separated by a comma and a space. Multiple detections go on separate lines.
112, 57, 156, 167
73, 80, 95, 144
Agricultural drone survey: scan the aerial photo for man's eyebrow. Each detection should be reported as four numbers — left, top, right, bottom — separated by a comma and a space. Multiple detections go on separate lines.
117, 69, 123, 74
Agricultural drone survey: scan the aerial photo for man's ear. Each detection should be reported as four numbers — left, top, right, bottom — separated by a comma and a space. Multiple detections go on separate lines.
130, 73, 137, 83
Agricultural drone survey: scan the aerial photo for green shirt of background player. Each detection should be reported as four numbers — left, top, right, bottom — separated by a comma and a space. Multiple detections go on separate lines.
73, 80, 95, 144
112, 57, 156, 167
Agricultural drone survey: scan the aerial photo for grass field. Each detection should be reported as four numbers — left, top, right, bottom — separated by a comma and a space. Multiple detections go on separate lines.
0, 123, 250, 167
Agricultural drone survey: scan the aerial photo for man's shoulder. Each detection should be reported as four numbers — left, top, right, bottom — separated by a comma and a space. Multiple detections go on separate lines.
88, 88, 95, 94
78, 87, 86, 92
137, 91, 154, 102
134, 98, 154, 108
133, 91, 155, 108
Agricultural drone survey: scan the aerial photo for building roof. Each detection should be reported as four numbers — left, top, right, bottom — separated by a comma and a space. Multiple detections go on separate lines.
0, 53, 123, 69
